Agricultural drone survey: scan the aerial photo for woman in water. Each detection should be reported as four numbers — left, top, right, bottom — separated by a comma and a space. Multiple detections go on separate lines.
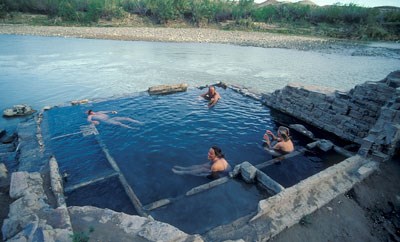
172, 146, 230, 179
263, 126, 294, 156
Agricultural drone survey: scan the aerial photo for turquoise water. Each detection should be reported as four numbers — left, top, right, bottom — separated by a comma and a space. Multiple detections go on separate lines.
1, 34, 399, 129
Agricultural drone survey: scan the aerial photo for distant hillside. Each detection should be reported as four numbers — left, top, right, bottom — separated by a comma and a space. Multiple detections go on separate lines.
256, 0, 316, 7
374, 6, 400, 11
256, 0, 280, 7
297, 0, 317, 6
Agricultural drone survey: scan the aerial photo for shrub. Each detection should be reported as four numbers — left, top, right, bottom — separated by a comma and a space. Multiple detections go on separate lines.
58, 0, 79, 21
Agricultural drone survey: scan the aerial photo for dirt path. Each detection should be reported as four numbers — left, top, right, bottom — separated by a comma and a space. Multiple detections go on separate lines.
272, 157, 400, 242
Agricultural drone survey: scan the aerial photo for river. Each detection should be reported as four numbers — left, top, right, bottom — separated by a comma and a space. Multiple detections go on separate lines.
1, 34, 399, 129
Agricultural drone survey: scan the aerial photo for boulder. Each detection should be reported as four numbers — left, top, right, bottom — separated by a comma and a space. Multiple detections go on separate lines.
289, 124, 314, 139
240, 162, 257, 183
3, 105, 36, 117
148, 84, 188, 95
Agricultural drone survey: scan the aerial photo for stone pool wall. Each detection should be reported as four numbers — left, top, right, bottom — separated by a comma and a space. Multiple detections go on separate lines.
262, 70, 400, 160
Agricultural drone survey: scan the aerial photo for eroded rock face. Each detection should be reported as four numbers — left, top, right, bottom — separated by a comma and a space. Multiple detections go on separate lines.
262, 71, 400, 159
3, 171, 72, 242
3, 105, 36, 117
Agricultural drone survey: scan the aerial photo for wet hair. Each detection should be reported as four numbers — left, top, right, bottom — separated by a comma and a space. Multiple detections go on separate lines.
278, 126, 290, 141
87, 110, 93, 115
211, 146, 225, 158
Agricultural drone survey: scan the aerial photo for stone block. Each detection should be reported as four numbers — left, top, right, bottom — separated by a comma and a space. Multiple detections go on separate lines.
148, 83, 188, 95
10, 172, 29, 199
357, 161, 379, 179
317, 139, 334, 152
49, 157, 66, 207
240, 162, 257, 183
256, 170, 284, 194
230, 164, 241, 178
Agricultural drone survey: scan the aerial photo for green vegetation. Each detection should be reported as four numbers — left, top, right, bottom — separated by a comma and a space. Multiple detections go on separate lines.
70, 227, 94, 242
0, 0, 399, 40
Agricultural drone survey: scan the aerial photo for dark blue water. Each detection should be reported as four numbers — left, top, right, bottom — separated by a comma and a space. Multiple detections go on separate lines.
42, 104, 116, 189
41, 87, 349, 233
42, 88, 277, 201
65, 175, 137, 215
94, 88, 276, 204
261, 148, 346, 188
149, 179, 270, 234
1, 34, 400, 130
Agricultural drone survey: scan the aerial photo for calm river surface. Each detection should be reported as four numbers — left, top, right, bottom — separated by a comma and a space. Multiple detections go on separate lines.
1, 34, 399, 128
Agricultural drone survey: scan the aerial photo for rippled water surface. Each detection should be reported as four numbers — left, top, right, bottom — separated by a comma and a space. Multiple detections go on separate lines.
1, 34, 399, 128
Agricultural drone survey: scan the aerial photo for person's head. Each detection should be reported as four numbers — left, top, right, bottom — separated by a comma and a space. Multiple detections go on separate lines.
277, 126, 290, 141
208, 86, 216, 95
208, 146, 224, 160
86, 110, 93, 115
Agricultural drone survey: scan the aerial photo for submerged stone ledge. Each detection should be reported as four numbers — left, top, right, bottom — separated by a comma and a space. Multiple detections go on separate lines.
1, 71, 399, 241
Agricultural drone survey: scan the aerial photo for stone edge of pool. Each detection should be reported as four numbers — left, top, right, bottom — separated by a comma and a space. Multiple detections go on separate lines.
1, 70, 399, 242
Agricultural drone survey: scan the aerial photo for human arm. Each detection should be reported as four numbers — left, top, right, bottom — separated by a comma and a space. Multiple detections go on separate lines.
200, 91, 208, 98
98, 110, 117, 114
208, 93, 220, 108
87, 115, 99, 125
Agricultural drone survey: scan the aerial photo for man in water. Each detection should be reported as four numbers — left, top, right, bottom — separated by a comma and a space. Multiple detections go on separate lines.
172, 146, 230, 179
86, 110, 142, 129
263, 126, 294, 156
200, 86, 221, 108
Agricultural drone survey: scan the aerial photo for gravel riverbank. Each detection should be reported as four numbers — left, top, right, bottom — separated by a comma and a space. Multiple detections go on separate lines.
0, 24, 335, 50
2, 24, 399, 58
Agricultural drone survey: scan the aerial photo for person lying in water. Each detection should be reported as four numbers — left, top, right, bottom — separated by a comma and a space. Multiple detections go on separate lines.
172, 146, 231, 179
86, 110, 142, 129
200, 86, 221, 108
263, 126, 294, 156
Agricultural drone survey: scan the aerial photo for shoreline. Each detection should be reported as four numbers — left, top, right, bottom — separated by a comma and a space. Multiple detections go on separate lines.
2, 24, 399, 59
0, 23, 339, 50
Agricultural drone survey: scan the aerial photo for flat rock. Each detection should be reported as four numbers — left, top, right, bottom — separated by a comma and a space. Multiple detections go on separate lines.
148, 83, 188, 95
3, 104, 36, 117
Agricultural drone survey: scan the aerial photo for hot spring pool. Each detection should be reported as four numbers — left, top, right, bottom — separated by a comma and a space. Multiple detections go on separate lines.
41, 86, 347, 234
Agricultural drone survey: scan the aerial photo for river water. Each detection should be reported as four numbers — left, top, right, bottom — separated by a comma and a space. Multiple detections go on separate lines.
0, 34, 399, 129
